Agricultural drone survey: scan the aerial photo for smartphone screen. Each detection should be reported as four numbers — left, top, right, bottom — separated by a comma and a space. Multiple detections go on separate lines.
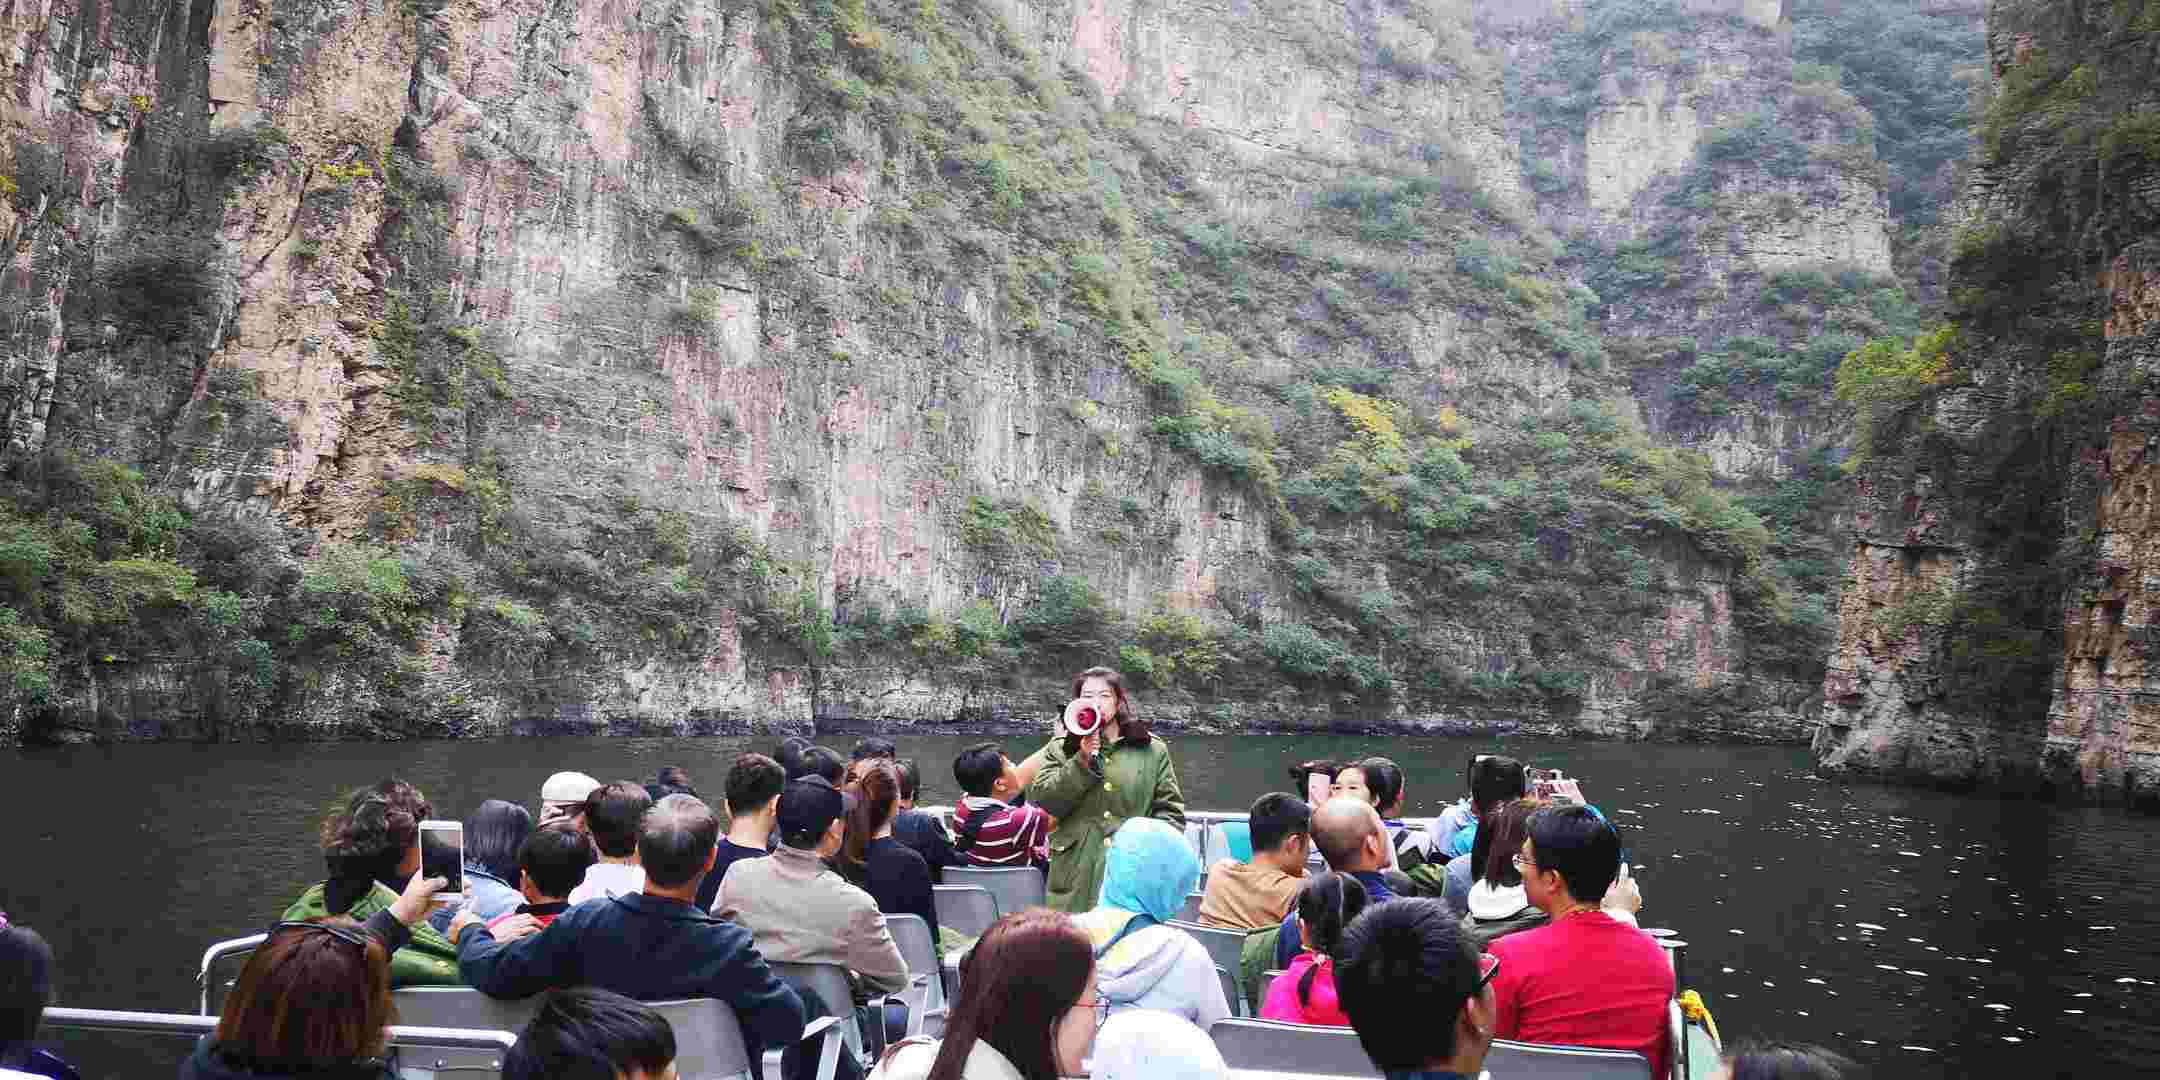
419, 820, 463, 900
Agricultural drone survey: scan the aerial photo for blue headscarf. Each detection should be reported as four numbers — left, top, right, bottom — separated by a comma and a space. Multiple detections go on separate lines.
1098, 818, 1199, 923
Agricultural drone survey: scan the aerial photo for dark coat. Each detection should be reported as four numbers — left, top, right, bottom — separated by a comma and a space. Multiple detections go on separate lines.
891, 810, 960, 872
456, 892, 806, 1058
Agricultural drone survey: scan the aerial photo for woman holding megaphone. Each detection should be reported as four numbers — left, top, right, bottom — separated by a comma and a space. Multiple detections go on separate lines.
1026, 666, 1188, 912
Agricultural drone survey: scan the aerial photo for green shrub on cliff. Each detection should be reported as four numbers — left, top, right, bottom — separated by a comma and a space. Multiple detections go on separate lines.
1834, 325, 1958, 464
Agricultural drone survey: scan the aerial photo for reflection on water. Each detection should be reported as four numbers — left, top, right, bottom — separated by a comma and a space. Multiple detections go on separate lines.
5, 732, 2153, 1078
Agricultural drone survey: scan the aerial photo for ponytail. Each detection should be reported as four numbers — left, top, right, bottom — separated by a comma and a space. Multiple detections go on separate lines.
1294, 873, 1368, 1008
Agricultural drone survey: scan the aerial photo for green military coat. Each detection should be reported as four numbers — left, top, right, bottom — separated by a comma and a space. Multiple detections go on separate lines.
1025, 732, 1187, 913
282, 880, 462, 986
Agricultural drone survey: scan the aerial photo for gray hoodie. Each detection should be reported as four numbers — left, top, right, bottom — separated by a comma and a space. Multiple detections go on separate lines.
1081, 915, 1232, 1031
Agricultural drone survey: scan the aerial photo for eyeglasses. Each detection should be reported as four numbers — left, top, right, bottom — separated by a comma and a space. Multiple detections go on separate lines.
269, 920, 376, 950
1477, 951, 1502, 991
1511, 852, 1537, 875
1070, 998, 1112, 1033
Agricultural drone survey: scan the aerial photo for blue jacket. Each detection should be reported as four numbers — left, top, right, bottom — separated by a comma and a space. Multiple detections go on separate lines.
456, 892, 806, 1057
1276, 870, 1396, 970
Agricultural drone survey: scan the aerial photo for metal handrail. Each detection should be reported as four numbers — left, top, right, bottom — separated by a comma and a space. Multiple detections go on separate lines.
196, 933, 267, 1015
44, 1006, 517, 1052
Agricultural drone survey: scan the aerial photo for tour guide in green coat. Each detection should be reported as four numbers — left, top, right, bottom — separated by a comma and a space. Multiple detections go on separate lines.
1027, 666, 1187, 913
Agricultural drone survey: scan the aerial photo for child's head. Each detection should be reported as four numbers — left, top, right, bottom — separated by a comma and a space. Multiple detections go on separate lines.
1294, 872, 1369, 1007
520, 821, 598, 902
953, 742, 1016, 800
0, 919, 55, 1047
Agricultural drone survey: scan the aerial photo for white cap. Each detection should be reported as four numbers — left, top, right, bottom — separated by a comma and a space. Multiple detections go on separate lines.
539, 771, 601, 806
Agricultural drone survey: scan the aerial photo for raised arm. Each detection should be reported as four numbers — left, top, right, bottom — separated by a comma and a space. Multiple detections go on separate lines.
454, 916, 581, 999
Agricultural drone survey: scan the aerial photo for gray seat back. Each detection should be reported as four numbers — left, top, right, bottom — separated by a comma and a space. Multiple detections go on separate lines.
391, 987, 543, 1033
884, 913, 938, 978
1258, 969, 1287, 1006
646, 998, 756, 1080
938, 866, 1044, 917
932, 884, 998, 940
1214, 965, 1245, 1019
1485, 1039, 1653, 1080
1169, 920, 1250, 999
1178, 891, 1204, 922
1208, 1016, 1375, 1076
772, 961, 866, 1062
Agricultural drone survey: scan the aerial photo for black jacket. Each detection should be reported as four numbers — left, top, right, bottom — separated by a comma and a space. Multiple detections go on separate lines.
891, 810, 960, 872
456, 892, 806, 1058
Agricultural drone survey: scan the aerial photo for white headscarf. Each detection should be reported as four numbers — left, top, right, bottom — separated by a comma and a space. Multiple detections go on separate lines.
1092, 1009, 1227, 1080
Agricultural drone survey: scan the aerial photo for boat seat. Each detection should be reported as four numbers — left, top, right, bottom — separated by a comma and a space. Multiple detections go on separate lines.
1484, 1038, 1654, 1080
1208, 1016, 1372, 1076
1178, 891, 1205, 922
938, 866, 1044, 917
1170, 920, 1251, 1011
932, 885, 997, 941
883, 913, 944, 1037
771, 961, 873, 1069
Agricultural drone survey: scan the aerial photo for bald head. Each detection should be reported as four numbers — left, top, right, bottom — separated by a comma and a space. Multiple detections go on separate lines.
1313, 796, 1387, 872
639, 793, 719, 889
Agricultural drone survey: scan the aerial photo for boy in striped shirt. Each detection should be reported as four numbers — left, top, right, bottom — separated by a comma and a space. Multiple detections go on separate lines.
949, 741, 1051, 869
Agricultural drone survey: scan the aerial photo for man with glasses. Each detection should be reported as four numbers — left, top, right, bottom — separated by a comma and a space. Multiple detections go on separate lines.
1334, 898, 1500, 1080
1490, 805, 1672, 1079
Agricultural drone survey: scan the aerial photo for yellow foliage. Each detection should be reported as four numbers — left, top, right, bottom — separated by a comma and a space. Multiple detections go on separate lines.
1322, 388, 1408, 458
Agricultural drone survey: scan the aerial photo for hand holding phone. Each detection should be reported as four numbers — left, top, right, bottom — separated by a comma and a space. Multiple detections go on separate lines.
419, 820, 464, 906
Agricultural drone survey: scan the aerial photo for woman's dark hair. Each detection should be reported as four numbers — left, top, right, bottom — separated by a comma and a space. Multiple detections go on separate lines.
1063, 666, 1147, 754
894, 758, 923, 801
521, 821, 599, 899
775, 736, 814, 780
465, 799, 534, 882
320, 790, 420, 913
505, 987, 676, 1080
215, 917, 394, 1065
1357, 758, 1406, 816
842, 759, 900, 872
1294, 873, 1368, 1008
1468, 756, 1526, 813
1724, 1041, 1857, 1080
850, 737, 898, 761
0, 923, 54, 1049
918, 911, 1094, 1080
1336, 899, 1480, 1070
1527, 805, 1623, 903
649, 766, 697, 800
1474, 797, 1547, 887
800, 746, 848, 785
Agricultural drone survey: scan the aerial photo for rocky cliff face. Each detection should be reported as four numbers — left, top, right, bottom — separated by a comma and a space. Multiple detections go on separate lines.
0, 0, 1965, 744
1813, 0, 2160, 805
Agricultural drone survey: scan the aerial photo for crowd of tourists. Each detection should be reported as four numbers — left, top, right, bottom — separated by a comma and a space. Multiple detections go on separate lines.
0, 665, 1858, 1080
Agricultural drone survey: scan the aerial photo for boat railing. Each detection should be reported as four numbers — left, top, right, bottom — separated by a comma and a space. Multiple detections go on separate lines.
43, 1006, 516, 1077
197, 932, 268, 1015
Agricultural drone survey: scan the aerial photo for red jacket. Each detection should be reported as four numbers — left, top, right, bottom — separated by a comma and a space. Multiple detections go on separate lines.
1489, 912, 1673, 1079
1259, 952, 1351, 1027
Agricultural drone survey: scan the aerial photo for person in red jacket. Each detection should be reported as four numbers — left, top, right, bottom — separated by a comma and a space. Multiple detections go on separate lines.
1488, 806, 1672, 1079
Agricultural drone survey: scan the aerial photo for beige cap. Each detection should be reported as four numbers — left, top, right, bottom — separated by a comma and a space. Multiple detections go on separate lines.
539, 770, 601, 808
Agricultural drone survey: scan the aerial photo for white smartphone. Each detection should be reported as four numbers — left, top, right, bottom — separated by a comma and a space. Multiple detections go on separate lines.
418, 820, 464, 904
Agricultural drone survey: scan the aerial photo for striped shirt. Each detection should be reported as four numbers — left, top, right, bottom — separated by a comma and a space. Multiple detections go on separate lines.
951, 796, 1050, 868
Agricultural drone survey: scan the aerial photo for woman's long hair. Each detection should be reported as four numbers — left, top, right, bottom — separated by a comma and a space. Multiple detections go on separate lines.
841, 759, 900, 874
1063, 666, 1147, 755
1474, 797, 1548, 888
215, 917, 395, 1066
1294, 872, 1367, 1008
921, 911, 1093, 1080
1356, 758, 1406, 816
320, 791, 419, 913
465, 799, 533, 883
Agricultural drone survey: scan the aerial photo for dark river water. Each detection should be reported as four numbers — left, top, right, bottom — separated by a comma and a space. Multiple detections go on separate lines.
4, 733, 2155, 1078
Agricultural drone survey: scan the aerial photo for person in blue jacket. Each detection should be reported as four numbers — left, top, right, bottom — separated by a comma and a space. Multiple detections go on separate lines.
451, 794, 807, 1070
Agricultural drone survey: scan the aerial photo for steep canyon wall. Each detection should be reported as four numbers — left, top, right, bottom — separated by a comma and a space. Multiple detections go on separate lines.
0, 0, 1963, 745
1814, 0, 2160, 805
